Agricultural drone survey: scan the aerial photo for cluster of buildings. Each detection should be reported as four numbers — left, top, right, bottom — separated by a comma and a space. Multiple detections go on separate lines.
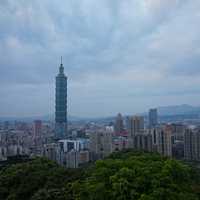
0, 61, 200, 168
43, 139, 89, 168
110, 110, 200, 162
87, 109, 200, 164
47, 107, 200, 166
0, 120, 54, 160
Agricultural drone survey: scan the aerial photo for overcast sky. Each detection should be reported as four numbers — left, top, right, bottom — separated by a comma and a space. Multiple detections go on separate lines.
0, 0, 200, 118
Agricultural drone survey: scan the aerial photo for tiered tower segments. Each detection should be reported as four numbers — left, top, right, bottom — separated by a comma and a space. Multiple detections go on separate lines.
55, 58, 68, 139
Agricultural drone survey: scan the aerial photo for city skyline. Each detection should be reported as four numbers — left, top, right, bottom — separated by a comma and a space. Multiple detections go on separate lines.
1, 1, 200, 117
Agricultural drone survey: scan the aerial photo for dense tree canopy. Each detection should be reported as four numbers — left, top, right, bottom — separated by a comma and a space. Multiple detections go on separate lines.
0, 158, 84, 200
0, 150, 200, 200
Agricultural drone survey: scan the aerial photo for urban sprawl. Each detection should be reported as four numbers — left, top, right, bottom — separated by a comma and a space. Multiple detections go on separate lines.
0, 61, 199, 168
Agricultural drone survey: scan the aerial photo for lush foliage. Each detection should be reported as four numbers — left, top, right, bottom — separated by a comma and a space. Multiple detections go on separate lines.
0, 158, 84, 200
0, 151, 200, 200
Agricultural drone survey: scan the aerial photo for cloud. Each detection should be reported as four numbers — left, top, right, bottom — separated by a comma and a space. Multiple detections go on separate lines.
0, 0, 200, 117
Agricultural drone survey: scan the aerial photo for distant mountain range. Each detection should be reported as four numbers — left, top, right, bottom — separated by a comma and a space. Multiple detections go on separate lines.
157, 104, 200, 116
1, 104, 200, 122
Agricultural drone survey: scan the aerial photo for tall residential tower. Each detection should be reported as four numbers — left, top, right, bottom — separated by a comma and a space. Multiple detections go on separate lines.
114, 113, 124, 135
55, 58, 68, 139
149, 108, 158, 128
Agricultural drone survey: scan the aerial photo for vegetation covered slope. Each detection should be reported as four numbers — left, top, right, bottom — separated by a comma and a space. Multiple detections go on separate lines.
0, 158, 84, 200
0, 151, 200, 200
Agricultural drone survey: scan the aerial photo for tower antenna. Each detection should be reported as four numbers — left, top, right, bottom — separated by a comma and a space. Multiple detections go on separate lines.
61, 56, 62, 65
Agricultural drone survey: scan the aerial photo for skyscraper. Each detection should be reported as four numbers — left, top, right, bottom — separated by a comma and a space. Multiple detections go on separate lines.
149, 108, 158, 128
55, 58, 68, 139
184, 128, 200, 161
33, 120, 42, 138
114, 113, 124, 135
157, 125, 172, 157
127, 116, 144, 137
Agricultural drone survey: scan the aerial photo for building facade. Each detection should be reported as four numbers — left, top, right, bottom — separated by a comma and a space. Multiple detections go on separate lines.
55, 59, 68, 139
184, 129, 200, 161
33, 120, 42, 138
149, 108, 158, 128
114, 113, 124, 135
156, 125, 172, 157
133, 133, 152, 152
89, 130, 113, 159
127, 116, 144, 137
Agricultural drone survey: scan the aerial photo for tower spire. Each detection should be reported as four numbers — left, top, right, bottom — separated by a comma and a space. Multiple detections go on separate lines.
59, 56, 64, 74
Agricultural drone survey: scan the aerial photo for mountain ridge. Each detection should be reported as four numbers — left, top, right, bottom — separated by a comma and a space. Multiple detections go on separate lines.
1, 104, 200, 122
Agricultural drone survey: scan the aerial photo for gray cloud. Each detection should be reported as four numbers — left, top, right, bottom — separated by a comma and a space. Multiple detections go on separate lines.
0, 0, 200, 117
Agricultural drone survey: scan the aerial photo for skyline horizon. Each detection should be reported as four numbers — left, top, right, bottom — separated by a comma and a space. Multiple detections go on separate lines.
1, 103, 200, 119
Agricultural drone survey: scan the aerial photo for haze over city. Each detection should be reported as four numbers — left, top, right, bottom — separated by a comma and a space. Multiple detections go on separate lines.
1, 0, 200, 117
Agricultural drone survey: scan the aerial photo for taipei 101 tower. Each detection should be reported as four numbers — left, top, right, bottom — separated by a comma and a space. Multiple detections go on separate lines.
55, 57, 68, 139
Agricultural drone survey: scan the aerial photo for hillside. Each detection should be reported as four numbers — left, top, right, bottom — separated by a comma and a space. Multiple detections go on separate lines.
157, 104, 200, 116
0, 151, 200, 200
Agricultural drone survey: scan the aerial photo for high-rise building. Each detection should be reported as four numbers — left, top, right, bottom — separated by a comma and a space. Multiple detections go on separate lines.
149, 108, 158, 128
33, 120, 42, 138
113, 136, 129, 152
114, 113, 124, 135
184, 128, 200, 161
89, 130, 113, 159
171, 123, 185, 141
172, 140, 184, 159
184, 129, 193, 160
127, 116, 144, 137
65, 150, 90, 168
133, 133, 152, 152
43, 143, 63, 164
65, 150, 79, 168
58, 139, 82, 152
55, 58, 68, 139
157, 125, 172, 157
